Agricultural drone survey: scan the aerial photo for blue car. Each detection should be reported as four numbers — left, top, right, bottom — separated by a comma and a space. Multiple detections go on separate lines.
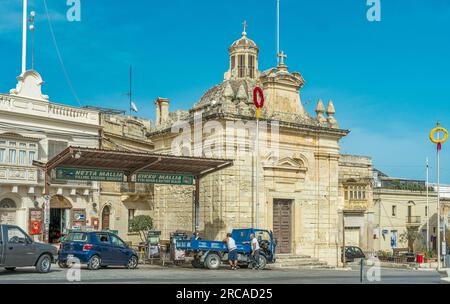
58, 231, 139, 270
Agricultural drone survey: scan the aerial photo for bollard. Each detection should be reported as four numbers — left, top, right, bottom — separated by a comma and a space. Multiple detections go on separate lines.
360, 259, 364, 283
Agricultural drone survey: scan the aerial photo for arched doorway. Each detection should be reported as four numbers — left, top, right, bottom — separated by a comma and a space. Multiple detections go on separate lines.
49, 195, 73, 243
0, 198, 17, 225
102, 206, 111, 231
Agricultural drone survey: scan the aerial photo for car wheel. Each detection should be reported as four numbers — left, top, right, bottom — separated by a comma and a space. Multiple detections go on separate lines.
127, 255, 139, 269
58, 260, 69, 269
36, 254, 52, 273
204, 253, 221, 270
5, 267, 16, 271
87, 255, 101, 271
257, 255, 267, 270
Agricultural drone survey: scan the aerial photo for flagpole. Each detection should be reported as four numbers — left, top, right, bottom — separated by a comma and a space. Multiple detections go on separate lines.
129, 66, 132, 116
426, 157, 430, 253
276, 0, 280, 65
22, 0, 28, 73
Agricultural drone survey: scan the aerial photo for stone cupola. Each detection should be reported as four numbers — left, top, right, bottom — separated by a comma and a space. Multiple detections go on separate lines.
224, 21, 260, 81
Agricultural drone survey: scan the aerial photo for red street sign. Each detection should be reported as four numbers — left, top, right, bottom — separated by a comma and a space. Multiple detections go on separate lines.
253, 87, 265, 109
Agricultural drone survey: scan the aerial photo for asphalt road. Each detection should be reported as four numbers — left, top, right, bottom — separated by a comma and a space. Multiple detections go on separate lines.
0, 264, 443, 284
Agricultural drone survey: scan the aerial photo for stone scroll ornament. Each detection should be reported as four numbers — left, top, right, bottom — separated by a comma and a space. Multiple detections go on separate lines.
430, 125, 448, 151
253, 87, 265, 119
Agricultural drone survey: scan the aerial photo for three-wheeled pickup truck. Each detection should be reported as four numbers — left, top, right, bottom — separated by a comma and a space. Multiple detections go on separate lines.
175, 228, 276, 270
0, 224, 57, 273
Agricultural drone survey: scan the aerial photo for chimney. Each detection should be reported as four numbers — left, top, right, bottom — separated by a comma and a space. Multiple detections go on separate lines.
155, 97, 170, 127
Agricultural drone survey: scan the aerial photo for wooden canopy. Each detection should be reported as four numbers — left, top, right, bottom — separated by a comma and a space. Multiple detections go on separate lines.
35, 147, 233, 178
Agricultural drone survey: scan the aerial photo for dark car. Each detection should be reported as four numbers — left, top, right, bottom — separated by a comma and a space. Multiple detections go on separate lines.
58, 231, 138, 270
342, 246, 366, 263
0, 224, 57, 273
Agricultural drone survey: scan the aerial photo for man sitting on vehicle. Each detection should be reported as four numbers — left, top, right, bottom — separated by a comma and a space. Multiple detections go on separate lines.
223, 233, 238, 270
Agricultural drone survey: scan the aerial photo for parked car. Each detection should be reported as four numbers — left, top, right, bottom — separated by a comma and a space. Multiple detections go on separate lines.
0, 224, 57, 273
342, 246, 366, 263
58, 231, 139, 270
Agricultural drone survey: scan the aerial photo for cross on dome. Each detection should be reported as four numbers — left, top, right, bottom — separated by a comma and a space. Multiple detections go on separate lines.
242, 20, 248, 36
277, 51, 287, 66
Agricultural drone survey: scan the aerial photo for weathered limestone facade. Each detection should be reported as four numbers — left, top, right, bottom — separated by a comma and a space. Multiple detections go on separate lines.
147, 29, 349, 266
338, 155, 374, 252
373, 170, 440, 252
99, 113, 155, 243
0, 71, 100, 241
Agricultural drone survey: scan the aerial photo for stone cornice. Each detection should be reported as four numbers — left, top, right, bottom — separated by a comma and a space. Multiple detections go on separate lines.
148, 112, 349, 139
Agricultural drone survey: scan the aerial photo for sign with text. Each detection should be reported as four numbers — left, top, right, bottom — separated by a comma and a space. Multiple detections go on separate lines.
55, 167, 124, 182
136, 172, 194, 185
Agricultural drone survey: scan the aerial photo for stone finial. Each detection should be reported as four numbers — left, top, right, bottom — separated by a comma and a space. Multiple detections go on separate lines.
326, 99, 338, 128
236, 83, 247, 100
223, 81, 234, 99
315, 99, 327, 123
315, 99, 325, 115
326, 99, 335, 116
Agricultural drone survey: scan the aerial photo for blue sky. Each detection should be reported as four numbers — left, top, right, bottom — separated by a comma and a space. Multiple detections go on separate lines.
1, 0, 450, 182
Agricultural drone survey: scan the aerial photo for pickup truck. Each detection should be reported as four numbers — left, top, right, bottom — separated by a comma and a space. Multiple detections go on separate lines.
0, 224, 57, 273
175, 228, 277, 270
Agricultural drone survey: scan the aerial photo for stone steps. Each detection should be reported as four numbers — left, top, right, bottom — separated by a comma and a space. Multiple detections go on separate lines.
271, 254, 332, 270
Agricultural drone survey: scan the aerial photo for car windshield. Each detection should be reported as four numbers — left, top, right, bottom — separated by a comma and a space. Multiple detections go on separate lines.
65, 232, 87, 242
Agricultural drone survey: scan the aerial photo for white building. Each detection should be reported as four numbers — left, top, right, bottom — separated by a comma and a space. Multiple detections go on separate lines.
0, 70, 100, 242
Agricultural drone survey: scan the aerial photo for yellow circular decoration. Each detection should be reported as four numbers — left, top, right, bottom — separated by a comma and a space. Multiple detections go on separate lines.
430, 127, 449, 144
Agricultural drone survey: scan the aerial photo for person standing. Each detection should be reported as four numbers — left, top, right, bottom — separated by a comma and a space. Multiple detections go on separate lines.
249, 233, 261, 269
224, 233, 239, 270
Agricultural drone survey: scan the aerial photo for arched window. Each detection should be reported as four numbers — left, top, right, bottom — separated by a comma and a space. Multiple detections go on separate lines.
102, 206, 111, 231
0, 198, 16, 209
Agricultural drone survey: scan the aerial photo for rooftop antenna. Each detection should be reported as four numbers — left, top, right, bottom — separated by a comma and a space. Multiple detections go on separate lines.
22, 0, 28, 73
29, 11, 36, 70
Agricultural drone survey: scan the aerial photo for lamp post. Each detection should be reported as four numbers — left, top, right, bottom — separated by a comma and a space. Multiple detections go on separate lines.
429, 122, 448, 270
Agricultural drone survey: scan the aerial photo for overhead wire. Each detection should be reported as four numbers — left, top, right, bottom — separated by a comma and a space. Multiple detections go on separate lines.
43, 0, 82, 107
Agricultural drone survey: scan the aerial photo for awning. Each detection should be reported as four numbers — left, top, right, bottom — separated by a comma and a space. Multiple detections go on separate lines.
34, 147, 233, 178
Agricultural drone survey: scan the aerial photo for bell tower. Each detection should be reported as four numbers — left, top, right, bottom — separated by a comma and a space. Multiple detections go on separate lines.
224, 21, 260, 80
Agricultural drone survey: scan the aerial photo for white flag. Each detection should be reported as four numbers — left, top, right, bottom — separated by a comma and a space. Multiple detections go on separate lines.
131, 101, 138, 112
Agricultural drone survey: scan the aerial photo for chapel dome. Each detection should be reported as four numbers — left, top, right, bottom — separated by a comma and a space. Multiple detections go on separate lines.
229, 32, 258, 50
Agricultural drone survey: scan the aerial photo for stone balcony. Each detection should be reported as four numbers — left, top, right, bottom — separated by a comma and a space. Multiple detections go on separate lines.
406, 216, 421, 227
120, 183, 154, 194
0, 165, 38, 185
344, 200, 369, 212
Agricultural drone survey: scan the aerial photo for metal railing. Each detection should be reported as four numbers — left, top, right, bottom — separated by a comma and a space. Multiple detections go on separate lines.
406, 216, 421, 225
